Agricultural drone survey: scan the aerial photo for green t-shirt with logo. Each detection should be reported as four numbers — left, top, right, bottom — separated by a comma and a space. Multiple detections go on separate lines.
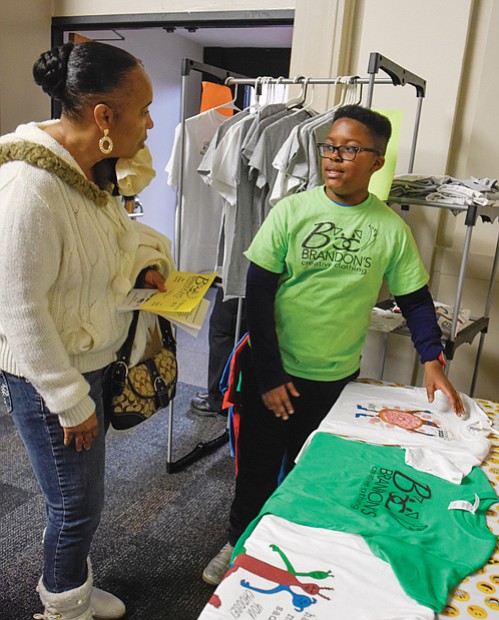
234, 434, 498, 612
244, 187, 429, 381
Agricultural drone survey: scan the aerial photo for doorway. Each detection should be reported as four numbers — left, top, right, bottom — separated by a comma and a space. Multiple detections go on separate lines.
51, 10, 294, 239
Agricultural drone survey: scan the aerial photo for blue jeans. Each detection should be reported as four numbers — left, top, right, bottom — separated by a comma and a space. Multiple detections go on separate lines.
0, 367, 109, 593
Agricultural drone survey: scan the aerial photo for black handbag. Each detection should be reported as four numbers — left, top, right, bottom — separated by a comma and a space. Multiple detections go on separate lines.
108, 311, 177, 430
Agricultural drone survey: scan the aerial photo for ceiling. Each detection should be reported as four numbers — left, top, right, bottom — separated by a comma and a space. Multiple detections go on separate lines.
75, 26, 293, 48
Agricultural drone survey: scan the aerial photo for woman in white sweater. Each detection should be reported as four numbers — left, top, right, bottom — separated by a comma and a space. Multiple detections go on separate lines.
0, 42, 174, 620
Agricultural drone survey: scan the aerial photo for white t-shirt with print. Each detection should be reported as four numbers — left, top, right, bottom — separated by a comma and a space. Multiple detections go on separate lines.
299, 381, 493, 483
197, 514, 434, 620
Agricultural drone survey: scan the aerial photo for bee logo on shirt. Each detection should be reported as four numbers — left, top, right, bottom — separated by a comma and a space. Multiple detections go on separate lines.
302, 222, 377, 253
300, 222, 377, 273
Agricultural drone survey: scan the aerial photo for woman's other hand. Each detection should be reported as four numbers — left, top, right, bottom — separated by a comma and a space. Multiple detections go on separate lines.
63, 412, 99, 451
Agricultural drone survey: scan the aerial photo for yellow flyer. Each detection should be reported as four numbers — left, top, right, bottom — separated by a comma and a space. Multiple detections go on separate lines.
122, 271, 217, 314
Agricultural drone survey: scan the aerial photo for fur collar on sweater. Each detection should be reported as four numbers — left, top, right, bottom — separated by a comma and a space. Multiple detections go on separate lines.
0, 140, 113, 206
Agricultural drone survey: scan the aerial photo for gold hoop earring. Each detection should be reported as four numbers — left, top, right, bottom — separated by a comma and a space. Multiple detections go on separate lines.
99, 129, 114, 155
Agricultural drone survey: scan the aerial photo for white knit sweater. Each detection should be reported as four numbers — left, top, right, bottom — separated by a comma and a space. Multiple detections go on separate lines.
0, 121, 175, 427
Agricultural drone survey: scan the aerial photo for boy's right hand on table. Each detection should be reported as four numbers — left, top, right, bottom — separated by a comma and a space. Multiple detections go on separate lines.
262, 383, 300, 421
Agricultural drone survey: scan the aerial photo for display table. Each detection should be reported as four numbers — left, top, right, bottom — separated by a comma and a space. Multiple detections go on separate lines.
440, 393, 499, 618
197, 380, 499, 620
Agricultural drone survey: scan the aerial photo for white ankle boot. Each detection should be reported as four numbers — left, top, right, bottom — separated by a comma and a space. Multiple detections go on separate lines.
33, 560, 126, 620
91, 587, 126, 619
38, 531, 125, 619
87, 559, 126, 619
34, 574, 93, 620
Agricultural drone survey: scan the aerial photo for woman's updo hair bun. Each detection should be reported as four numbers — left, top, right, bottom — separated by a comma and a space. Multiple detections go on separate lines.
33, 42, 74, 101
32, 41, 139, 119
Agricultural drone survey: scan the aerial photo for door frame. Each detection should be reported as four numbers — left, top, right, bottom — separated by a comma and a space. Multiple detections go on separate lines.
51, 10, 294, 46
51, 10, 294, 116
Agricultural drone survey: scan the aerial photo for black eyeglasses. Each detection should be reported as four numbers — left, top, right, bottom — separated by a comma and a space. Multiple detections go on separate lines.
317, 143, 381, 161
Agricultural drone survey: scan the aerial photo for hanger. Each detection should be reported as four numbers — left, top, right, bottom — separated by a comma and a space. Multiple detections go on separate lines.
336, 76, 363, 107
208, 79, 240, 114
261, 76, 278, 106
301, 79, 317, 112
275, 76, 288, 105
354, 80, 363, 105
240, 76, 263, 113
334, 77, 348, 108
269, 77, 278, 104
289, 77, 317, 117
285, 76, 309, 109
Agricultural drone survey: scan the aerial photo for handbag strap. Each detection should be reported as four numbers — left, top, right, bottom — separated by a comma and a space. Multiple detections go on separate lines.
116, 309, 141, 366
115, 269, 177, 367
116, 268, 152, 366
117, 313, 176, 363
158, 315, 176, 354
117, 313, 176, 367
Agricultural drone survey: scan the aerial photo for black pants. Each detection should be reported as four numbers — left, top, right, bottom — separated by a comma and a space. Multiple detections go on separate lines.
207, 287, 246, 411
228, 344, 358, 545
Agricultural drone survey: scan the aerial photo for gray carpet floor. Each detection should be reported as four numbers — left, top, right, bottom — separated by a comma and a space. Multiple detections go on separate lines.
0, 290, 237, 619
0, 383, 234, 619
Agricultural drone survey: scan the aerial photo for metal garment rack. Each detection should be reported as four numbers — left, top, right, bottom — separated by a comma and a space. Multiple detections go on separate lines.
224, 52, 427, 379
225, 51, 427, 352
224, 52, 426, 171
166, 59, 251, 473
383, 198, 499, 397
358, 59, 496, 396
167, 53, 426, 472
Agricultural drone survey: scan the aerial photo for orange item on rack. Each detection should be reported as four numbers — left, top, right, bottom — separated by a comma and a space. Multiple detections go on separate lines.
199, 81, 234, 116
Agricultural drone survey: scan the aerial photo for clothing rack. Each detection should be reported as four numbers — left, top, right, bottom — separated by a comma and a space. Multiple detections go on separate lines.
168, 53, 426, 472
383, 197, 499, 396
166, 60, 252, 474
224, 52, 426, 174
175, 53, 426, 268
174, 59, 251, 271
224, 53, 427, 351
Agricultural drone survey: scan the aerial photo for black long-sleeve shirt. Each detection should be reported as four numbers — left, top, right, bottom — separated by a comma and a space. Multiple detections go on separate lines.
245, 262, 443, 394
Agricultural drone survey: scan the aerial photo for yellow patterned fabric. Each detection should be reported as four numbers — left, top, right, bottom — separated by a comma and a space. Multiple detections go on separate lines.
439, 398, 499, 619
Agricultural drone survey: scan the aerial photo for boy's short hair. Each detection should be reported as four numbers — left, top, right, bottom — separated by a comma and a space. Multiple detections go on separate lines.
333, 105, 392, 154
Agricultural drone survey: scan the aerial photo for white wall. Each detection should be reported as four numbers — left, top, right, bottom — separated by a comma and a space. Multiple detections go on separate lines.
0, 0, 52, 134
430, 0, 499, 400
287, 0, 356, 112
52, 0, 294, 16
351, 0, 472, 179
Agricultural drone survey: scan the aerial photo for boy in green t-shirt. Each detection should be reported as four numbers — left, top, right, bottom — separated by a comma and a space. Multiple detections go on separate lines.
202, 105, 464, 586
